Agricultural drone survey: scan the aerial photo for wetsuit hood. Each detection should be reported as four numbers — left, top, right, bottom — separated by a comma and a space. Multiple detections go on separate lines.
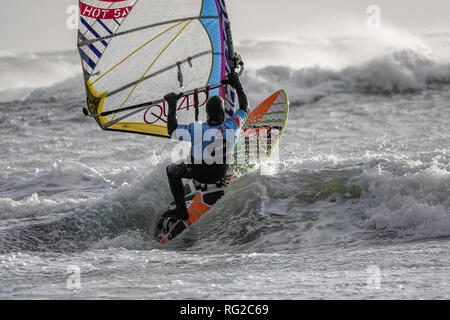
206, 95, 225, 126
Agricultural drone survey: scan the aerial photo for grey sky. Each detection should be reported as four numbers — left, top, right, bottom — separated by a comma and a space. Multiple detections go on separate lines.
1, 0, 450, 54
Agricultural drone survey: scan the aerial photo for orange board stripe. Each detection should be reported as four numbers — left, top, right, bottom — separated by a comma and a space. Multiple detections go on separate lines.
246, 91, 280, 126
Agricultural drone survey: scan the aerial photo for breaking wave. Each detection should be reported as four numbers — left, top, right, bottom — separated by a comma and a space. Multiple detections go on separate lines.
245, 50, 450, 105
1, 35, 449, 254
1, 38, 450, 106
1, 151, 448, 254
0, 51, 80, 103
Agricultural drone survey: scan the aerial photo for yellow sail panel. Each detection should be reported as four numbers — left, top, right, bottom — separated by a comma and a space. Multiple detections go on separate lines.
85, 79, 169, 137
85, 79, 109, 127
107, 122, 169, 137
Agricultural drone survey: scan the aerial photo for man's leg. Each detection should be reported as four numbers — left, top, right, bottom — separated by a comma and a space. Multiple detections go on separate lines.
165, 163, 192, 220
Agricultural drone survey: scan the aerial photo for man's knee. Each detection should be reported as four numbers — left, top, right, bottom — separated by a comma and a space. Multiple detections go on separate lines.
167, 163, 185, 179
166, 164, 176, 178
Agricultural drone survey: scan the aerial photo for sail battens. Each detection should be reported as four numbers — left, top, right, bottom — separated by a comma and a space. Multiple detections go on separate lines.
78, 16, 220, 47
79, 0, 236, 138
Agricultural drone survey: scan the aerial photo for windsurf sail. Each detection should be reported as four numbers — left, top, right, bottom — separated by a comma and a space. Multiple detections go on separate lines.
77, 0, 241, 138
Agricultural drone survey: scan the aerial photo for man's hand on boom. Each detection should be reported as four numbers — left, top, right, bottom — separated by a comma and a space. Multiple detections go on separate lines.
165, 72, 248, 137
222, 73, 249, 114
164, 92, 183, 136
164, 92, 184, 113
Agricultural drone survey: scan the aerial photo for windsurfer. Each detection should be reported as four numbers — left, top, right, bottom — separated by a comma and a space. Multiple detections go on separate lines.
162, 73, 250, 220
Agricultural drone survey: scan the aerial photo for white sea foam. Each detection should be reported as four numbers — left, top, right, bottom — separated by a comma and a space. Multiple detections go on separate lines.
354, 154, 450, 239
1, 24, 450, 300
0, 160, 114, 202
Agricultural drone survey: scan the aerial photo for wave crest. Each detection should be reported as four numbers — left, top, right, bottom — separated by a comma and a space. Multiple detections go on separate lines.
246, 49, 450, 105
0, 51, 80, 103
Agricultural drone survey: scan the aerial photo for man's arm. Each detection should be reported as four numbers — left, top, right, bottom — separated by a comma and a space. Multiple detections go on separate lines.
222, 73, 250, 114
221, 73, 250, 132
165, 93, 183, 136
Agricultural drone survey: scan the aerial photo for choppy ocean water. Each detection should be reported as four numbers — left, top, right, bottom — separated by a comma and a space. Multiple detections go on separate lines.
0, 34, 449, 299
